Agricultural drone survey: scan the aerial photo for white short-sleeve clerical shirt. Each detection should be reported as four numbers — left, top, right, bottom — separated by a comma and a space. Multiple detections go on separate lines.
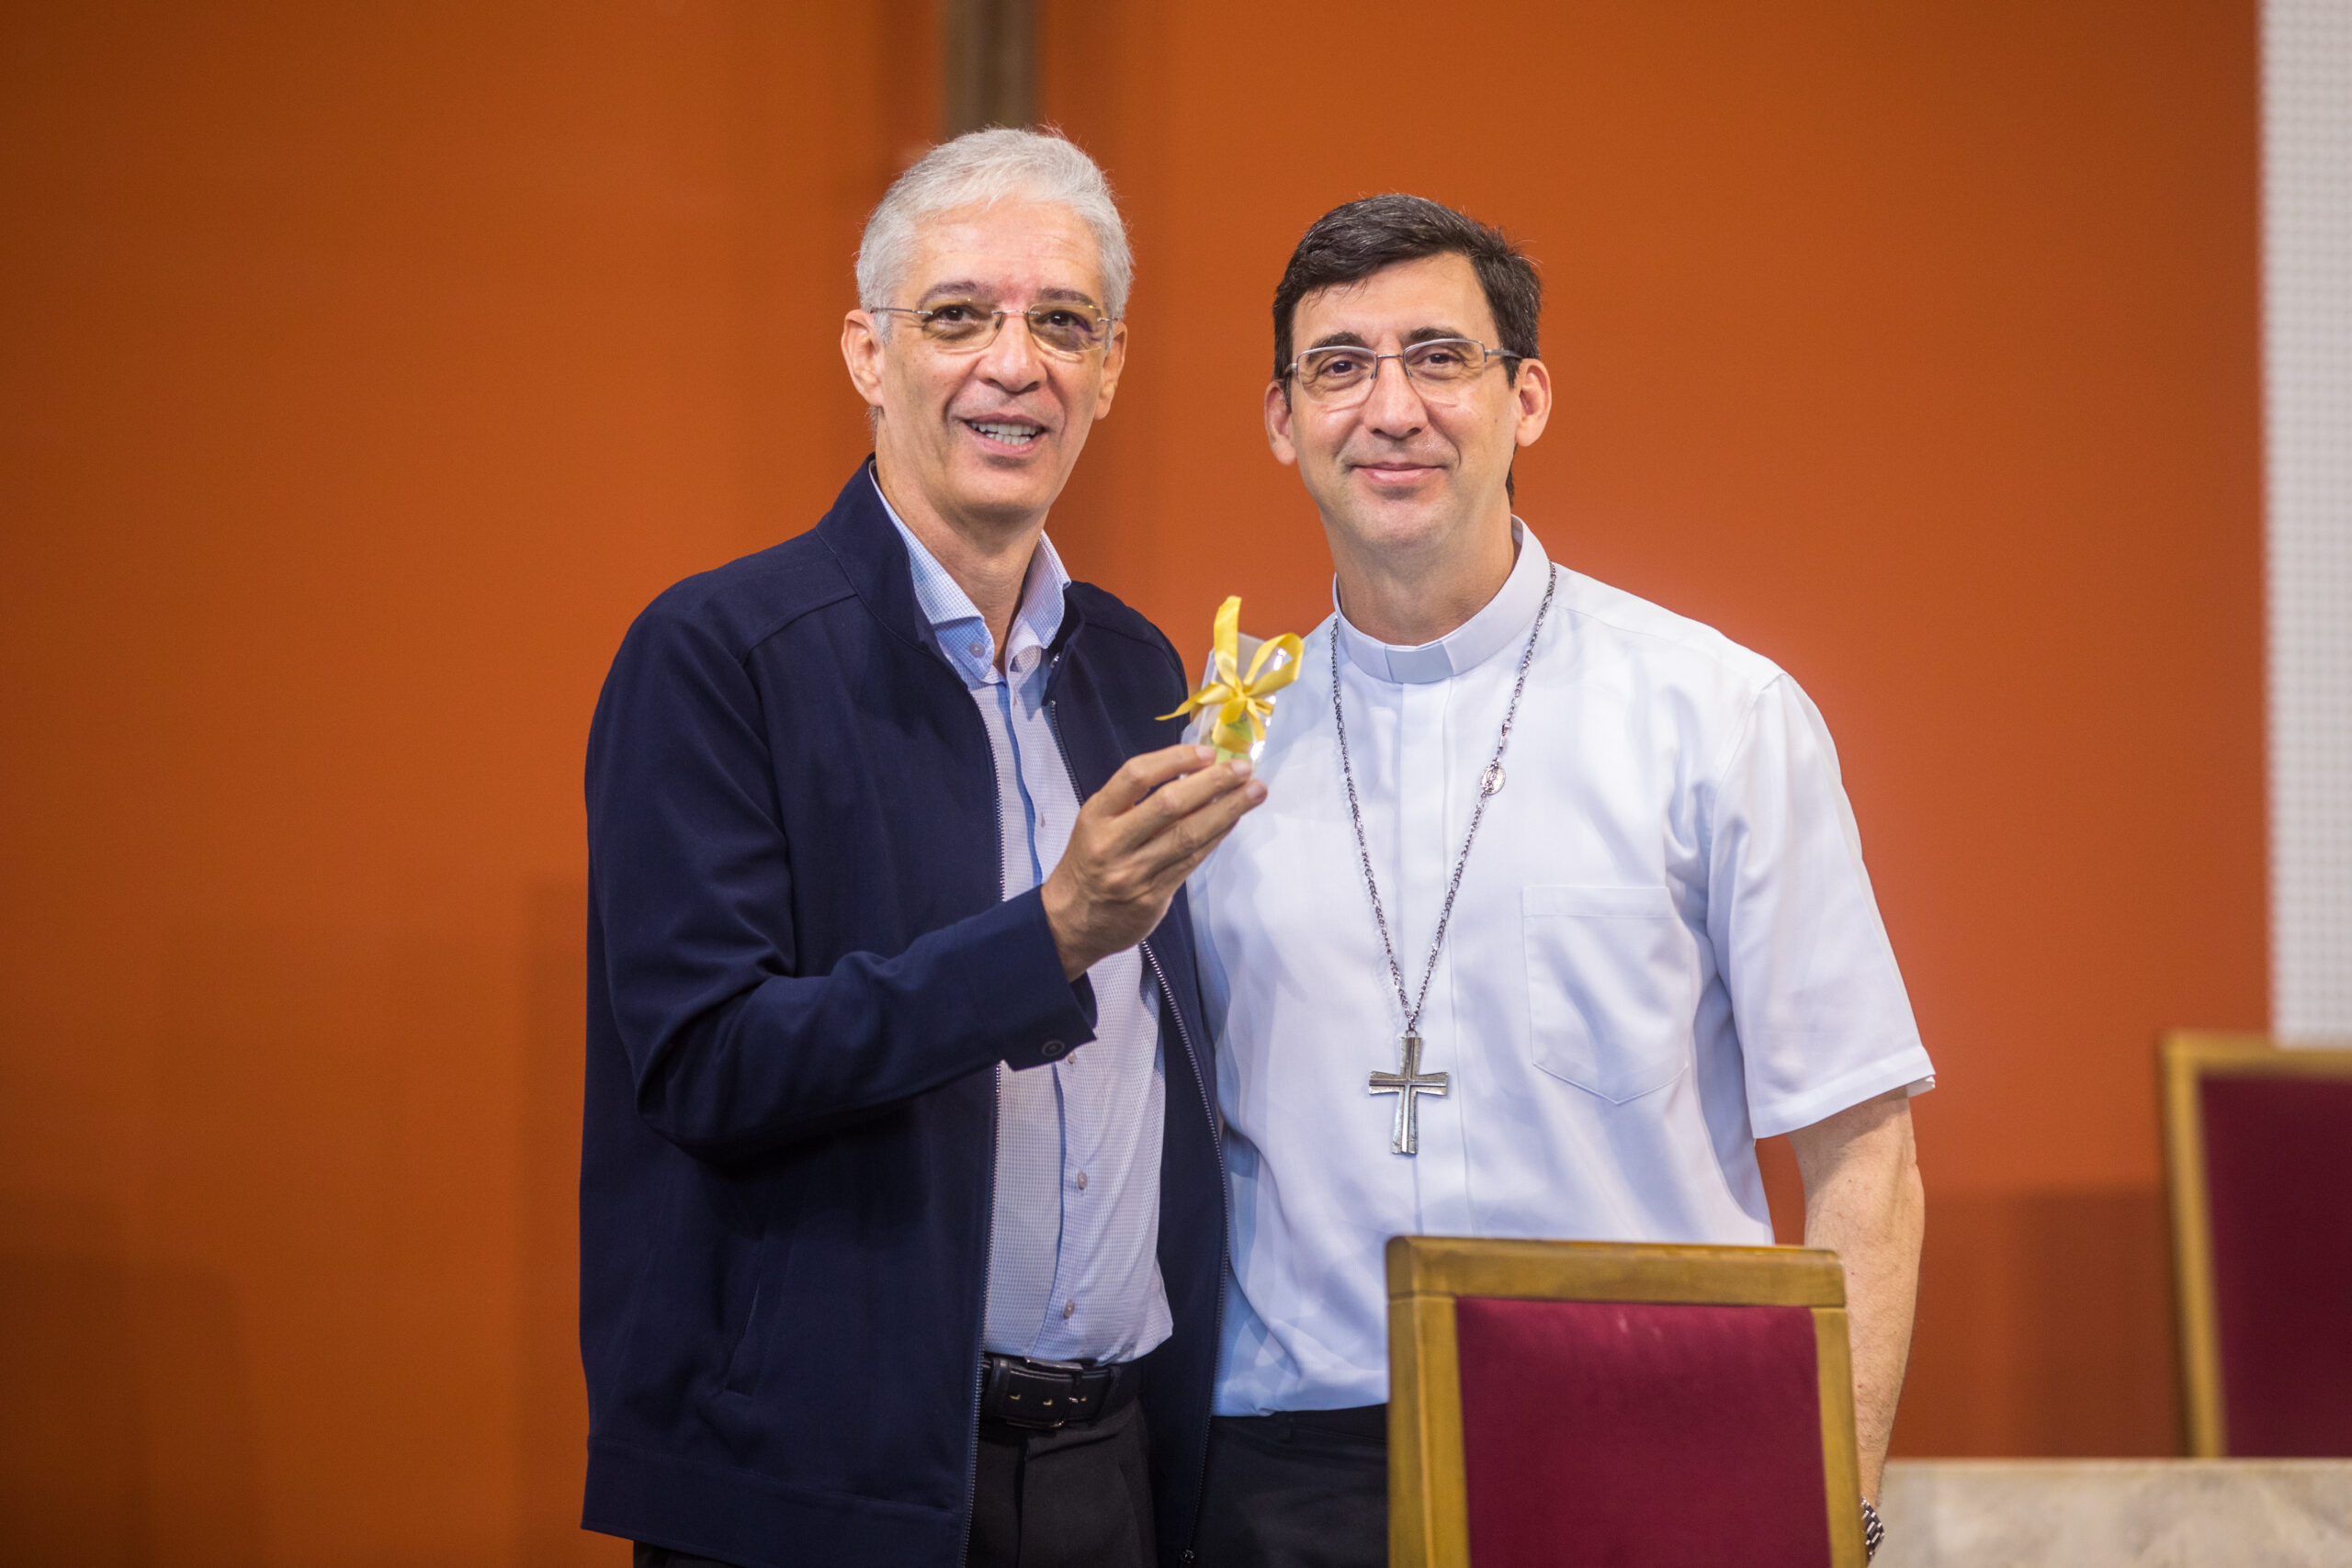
1191, 522, 1934, 1416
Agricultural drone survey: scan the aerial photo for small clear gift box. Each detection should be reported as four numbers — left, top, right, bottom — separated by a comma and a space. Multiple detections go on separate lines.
1163, 597, 1304, 764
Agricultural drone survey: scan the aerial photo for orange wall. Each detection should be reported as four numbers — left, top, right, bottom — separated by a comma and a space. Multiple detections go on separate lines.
0, 3, 922, 1560
1040, 0, 2264, 1457
0, 0, 2260, 1558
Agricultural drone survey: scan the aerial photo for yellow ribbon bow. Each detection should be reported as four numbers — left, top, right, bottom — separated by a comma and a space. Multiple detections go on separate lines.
1159, 596, 1305, 759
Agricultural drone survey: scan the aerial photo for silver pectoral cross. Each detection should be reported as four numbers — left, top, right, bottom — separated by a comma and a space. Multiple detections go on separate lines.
1368, 1030, 1449, 1156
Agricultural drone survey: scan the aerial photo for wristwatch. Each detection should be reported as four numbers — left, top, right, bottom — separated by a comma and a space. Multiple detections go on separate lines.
1860, 1499, 1883, 1562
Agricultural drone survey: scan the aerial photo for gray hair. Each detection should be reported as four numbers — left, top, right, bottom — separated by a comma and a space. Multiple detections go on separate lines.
856, 128, 1132, 323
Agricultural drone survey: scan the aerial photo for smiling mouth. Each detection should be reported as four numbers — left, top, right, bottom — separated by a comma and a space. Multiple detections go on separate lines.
965, 419, 1046, 448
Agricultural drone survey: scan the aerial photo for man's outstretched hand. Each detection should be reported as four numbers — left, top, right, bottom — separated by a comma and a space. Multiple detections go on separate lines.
1043, 744, 1266, 980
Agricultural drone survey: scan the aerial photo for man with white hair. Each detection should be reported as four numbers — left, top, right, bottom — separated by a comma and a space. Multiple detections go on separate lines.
582, 129, 1260, 1568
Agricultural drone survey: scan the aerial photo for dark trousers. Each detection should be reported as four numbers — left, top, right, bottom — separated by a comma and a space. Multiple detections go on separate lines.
633, 1398, 1154, 1568
969, 1396, 1156, 1568
1193, 1405, 1387, 1568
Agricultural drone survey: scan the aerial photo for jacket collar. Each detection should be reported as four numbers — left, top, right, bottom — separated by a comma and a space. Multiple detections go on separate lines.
815, 458, 937, 657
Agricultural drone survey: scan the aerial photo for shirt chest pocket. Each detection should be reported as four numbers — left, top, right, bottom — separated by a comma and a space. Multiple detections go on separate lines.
1521, 885, 1698, 1104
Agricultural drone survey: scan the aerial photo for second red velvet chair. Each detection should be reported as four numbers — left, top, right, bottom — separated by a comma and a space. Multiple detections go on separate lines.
2162, 1031, 2352, 1457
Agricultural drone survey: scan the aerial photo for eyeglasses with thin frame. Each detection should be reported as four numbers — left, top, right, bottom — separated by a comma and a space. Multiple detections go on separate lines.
1284, 337, 1521, 404
869, 299, 1117, 358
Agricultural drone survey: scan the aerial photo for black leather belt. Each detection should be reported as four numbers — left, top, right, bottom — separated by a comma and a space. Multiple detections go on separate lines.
978, 1352, 1143, 1430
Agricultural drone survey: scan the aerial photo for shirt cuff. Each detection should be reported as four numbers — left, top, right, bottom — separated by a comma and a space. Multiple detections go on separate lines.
1747, 1044, 1937, 1140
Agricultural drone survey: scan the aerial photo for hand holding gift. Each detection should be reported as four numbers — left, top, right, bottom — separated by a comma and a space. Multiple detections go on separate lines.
1159, 596, 1305, 762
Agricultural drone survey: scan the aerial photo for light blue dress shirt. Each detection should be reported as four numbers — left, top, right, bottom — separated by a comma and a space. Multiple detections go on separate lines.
877, 478, 1173, 1367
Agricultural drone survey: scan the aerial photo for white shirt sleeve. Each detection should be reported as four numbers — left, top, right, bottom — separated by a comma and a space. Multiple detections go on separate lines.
1705, 673, 1935, 1138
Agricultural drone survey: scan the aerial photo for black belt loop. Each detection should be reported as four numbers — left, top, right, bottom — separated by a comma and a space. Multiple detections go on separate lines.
978, 1352, 1142, 1430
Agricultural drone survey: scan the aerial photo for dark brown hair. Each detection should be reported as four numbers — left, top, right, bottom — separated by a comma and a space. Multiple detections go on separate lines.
1271, 194, 1542, 383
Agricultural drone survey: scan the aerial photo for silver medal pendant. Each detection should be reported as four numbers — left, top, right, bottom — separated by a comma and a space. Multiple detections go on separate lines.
1480, 761, 1506, 796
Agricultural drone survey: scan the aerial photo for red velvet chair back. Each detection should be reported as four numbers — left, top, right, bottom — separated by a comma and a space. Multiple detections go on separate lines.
1387, 1236, 1866, 1568
1456, 1297, 1831, 1565
2164, 1032, 2352, 1456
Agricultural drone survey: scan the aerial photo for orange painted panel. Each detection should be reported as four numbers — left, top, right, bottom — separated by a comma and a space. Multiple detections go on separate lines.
0, 1, 924, 1558
0, 0, 2267, 1554
1043, 0, 2262, 1453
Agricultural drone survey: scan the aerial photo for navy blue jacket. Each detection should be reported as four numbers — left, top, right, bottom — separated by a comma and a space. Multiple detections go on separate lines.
581, 466, 1226, 1568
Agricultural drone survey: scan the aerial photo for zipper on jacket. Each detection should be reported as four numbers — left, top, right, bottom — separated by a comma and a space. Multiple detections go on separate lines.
957, 1067, 999, 1567
1139, 933, 1229, 1562
957, 681, 1010, 1566
1045, 685, 1233, 1562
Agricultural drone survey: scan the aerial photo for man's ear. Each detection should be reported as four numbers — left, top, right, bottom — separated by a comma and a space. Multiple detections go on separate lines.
1264, 379, 1299, 468
1093, 319, 1130, 421
842, 310, 888, 412
1510, 355, 1554, 449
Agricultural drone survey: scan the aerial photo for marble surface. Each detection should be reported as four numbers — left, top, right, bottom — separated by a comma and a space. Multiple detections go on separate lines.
1876, 1460, 2352, 1567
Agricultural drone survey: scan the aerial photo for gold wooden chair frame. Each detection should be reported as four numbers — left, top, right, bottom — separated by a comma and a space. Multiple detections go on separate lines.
1386, 1235, 1867, 1568
2160, 1029, 2352, 1456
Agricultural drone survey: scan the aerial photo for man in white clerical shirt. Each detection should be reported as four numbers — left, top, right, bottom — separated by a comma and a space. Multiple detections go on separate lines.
1186, 195, 1932, 1568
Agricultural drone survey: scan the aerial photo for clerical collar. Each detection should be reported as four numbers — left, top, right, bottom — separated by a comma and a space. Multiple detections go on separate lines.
1333, 520, 1553, 685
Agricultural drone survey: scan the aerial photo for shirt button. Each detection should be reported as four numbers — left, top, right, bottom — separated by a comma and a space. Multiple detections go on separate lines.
1074, 1171, 1089, 1191
1062, 1299, 1077, 1320
967, 640, 987, 659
